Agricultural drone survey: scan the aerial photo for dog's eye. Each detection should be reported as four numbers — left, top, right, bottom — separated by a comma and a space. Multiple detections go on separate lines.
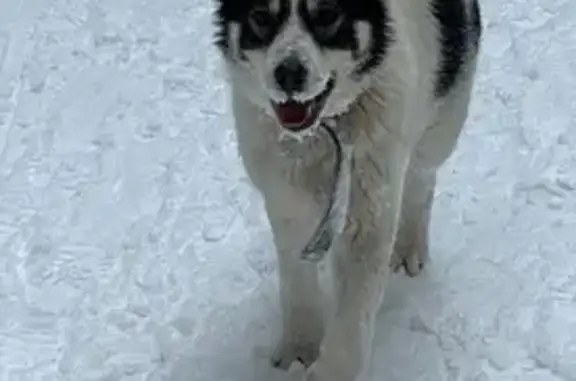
312, 5, 343, 33
248, 8, 276, 36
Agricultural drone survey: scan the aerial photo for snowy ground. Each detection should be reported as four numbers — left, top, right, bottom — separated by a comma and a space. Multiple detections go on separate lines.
1, 0, 575, 380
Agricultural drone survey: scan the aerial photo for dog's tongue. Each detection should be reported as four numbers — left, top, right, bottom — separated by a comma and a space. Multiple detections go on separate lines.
275, 101, 309, 127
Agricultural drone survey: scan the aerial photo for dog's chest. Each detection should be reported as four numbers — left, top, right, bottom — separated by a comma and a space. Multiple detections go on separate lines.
277, 134, 335, 192
277, 130, 353, 251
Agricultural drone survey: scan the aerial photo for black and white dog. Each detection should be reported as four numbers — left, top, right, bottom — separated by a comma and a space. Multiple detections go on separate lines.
213, 1, 482, 380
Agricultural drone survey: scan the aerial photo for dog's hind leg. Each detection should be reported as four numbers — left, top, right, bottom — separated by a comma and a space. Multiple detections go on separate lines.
393, 63, 478, 277
392, 157, 436, 277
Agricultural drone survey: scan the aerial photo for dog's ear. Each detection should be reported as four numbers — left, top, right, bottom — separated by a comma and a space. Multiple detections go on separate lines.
212, 1, 247, 61
212, 0, 230, 53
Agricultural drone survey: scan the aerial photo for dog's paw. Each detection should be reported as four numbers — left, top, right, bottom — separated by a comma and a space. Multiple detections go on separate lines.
391, 243, 428, 277
302, 350, 359, 381
401, 248, 427, 277
272, 338, 320, 370
287, 360, 307, 379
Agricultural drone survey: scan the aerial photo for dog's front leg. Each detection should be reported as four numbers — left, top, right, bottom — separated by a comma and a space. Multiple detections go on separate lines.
305, 139, 409, 381
263, 185, 326, 369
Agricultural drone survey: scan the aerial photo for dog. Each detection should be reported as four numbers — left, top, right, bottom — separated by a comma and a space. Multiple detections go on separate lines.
213, 0, 482, 380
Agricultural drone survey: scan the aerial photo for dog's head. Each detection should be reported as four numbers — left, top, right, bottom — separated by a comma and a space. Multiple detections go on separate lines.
214, 0, 391, 133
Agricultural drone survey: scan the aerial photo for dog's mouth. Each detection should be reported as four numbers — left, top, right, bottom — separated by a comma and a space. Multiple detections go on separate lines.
271, 76, 335, 132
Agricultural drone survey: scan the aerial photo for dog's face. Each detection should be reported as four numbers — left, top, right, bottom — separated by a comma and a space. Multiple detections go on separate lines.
214, 0, 391, 133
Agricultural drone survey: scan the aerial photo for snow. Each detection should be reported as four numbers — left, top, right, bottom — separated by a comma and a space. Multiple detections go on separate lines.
0, 0, 575, 380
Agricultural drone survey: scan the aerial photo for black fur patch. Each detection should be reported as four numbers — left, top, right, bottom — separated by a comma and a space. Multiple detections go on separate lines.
213, 0, 392, 76
299, 0, 392, 75
213, 0, 290, 53
432, 0, 482, 97
346, 1, 392, 75
470, 0, 482, 47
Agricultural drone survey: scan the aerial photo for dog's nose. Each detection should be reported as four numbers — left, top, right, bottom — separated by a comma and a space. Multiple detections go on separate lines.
274, 55, 308, 94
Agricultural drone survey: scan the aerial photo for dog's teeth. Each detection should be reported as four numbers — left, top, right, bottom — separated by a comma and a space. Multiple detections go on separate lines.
306, 103, 314, 118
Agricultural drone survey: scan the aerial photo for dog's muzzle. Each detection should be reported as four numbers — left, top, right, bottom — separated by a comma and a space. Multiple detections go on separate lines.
270, 74, 336, 132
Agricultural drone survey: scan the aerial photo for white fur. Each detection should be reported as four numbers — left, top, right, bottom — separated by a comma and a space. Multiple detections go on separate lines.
354, 21, 372, 56
221, 0, 480, 380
